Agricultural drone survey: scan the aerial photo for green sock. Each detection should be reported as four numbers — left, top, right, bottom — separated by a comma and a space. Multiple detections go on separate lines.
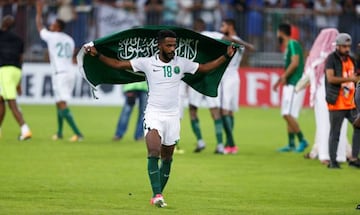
57, 109, 63, 137
148, 156, 161, 197
160, 159, 172, 192
222, 115, 234, 147
214, 119, 223, 145
296, 131, 304, 142
61, 108, 82, 136
190, 118, 202, 140
288, 133, 295, 147
230, 116, 234, 130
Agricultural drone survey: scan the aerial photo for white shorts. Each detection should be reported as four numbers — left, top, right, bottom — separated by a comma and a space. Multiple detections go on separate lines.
281, 85, 305, 118
188, 87, 220, 108
52, 72, 76, 102
144, 112, 180, 146
220, 76, 240, 112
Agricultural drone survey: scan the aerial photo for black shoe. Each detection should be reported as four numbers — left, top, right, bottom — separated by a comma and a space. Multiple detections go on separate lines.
194, 145, 205, 153
327, 161, 341, 169
348, 159, 360, 168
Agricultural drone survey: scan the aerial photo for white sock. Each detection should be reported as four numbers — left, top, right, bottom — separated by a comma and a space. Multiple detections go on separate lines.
217, 144, 224, 151
197, 139, 205, 148
21, 124, 30, 134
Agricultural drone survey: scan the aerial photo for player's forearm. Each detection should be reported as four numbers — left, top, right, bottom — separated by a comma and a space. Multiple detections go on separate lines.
96, 53, 132, 70
35, 15, 43, 32
197, 55, 228, 73
35, 1, 44, 32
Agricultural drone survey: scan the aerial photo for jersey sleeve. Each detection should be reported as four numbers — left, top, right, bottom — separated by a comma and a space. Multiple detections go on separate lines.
181, 58, 199, 75
289, 40, 301, 57
130, 57, 148, 73
201, 31, 224, 40
39, 28, 52, 42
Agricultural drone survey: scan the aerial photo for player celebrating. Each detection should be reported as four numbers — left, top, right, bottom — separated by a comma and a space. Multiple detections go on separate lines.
191, 18, 254, 154
36, 0, 83, 142
84, 30, 236, 207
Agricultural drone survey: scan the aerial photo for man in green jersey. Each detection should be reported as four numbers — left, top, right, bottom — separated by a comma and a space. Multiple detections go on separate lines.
273, 23, 308, 153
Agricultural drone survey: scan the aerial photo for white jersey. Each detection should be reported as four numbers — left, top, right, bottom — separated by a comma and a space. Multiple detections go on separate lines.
40, 28, 75, 74
131, 54, 199, 115
224, 35, 242, 79
201, 31, 242, 79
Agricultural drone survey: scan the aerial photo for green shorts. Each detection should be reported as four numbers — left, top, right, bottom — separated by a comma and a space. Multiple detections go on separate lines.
0, 66, 21, 100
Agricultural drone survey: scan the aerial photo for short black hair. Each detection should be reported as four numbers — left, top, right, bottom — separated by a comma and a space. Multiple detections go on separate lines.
157, 30, 177, 43
223, 18, 236, 29
278, 23, 291, 36
56, 19, 66, 31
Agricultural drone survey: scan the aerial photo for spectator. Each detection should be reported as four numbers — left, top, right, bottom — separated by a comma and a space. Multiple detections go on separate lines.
162, 0, 177, 26
246, 0, 264, 50
233, 0, 247, 39
144, 0, 163, 25
57, 0, 76, 35
200, 0, 221, 31
72, 0, 92, 53
338, 0, 356, 34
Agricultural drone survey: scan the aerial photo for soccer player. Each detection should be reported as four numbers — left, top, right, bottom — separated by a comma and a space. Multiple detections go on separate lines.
0, 15, 32, 140
84, 30, 236, 207
273, 23, 308, 153
324, 33, 360, 169
191, 18, 254, 154
36, 0, 83, 142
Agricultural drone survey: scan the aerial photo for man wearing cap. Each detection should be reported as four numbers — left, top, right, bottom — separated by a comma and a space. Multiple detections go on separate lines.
325, 33, 360, 169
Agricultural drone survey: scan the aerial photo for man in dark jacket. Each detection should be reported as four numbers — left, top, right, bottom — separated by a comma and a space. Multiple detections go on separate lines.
325, 33, 360, 169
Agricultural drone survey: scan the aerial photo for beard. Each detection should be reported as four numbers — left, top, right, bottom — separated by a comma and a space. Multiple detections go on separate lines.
161, 51, 175, 61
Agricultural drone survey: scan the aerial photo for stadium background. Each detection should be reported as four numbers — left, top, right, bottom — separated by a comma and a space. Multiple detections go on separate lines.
1, 0, 359, 107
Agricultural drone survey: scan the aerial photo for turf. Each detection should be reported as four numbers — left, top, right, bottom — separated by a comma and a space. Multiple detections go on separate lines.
0, 105, 359, 215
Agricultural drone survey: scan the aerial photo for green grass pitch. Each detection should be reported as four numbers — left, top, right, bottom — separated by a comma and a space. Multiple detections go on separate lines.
0, 105, 359, 215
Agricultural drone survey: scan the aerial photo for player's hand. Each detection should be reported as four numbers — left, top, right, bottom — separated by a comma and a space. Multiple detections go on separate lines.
36, 0, 44, 11
272, 75, 286, 92
226, 43, 236, 58
84, 45, 99, 57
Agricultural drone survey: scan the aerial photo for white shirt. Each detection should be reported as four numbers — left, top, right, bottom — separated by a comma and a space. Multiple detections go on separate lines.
40, 28, 75, 74
201, 31, 242, 79
224, 35, 243, 79
131, 54, 199, 115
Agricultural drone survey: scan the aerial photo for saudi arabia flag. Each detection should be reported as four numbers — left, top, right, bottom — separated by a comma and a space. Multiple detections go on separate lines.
77, 25, 242, 97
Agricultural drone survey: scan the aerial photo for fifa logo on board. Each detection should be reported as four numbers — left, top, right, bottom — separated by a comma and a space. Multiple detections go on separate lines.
117, 37, 199, 61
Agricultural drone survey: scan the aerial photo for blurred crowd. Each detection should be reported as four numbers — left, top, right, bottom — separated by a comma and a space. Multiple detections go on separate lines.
1, 0, 360, 65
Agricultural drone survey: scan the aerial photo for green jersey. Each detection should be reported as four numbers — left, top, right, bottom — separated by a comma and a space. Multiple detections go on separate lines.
284, 40, 304, 86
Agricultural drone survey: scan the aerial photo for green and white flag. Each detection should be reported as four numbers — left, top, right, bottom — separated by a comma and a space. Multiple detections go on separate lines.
77, 25, 242, 97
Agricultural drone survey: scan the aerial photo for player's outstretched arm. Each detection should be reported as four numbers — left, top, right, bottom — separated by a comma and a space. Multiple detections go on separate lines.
35, 0, 45, 32
84, 45, 132, 70
197, 45, 236, 73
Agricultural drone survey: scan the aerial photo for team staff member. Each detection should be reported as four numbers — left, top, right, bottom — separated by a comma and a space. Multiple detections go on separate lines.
273, 23, 308, 153
325, 33, 360, 169
36, 0, 83, 142
84, 30, 236, 207
0, 15, 32, 140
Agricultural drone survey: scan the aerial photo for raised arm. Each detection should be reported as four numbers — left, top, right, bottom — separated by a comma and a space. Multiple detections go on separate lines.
197, 45, 236, 73
35, 0, 45, 32
223, 35, 255, 51
84, 45, 133, 70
